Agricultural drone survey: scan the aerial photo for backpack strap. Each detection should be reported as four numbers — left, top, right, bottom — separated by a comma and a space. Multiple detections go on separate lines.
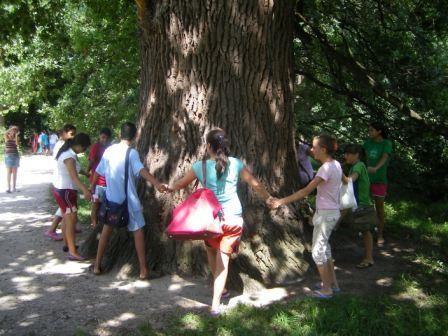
202, 159, 207, 186
124, 147, 131, 201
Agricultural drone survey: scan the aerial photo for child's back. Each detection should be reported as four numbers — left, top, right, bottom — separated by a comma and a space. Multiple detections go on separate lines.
315, 160, 342, 210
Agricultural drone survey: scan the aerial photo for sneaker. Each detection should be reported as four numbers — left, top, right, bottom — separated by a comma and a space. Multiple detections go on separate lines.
44, 231, 63, 241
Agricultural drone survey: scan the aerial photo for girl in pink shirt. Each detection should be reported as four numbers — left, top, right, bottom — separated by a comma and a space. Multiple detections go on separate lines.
268, 134, 342, 298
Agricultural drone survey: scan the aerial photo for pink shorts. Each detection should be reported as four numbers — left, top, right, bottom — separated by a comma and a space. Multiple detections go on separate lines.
371, 183, 387, 198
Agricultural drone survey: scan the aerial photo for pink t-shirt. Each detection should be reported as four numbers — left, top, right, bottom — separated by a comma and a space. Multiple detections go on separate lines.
316, 160, 342, 210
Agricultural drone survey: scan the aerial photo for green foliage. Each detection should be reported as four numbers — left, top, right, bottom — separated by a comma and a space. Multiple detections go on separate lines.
385, 198, 448, 256
294, 0, 448, 199
0, 0, 139, 135
1, 0, 447, 197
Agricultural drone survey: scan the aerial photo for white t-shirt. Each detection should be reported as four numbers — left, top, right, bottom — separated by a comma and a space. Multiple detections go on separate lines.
316, 160, 342, 210
49, 134, 59, 145
96, 143, 144, 212
53, 148, 81, 190
52, 140, 65, 159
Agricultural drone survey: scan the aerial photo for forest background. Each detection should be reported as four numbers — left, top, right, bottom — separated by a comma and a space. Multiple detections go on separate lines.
1, 0, 447, 201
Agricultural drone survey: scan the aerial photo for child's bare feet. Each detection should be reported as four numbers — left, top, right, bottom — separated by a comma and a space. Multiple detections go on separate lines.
139, 269, 149, 280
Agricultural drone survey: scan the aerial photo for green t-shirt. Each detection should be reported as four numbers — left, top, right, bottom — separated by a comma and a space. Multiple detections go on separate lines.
363, 138, 393, 184
350, 161, 371, 207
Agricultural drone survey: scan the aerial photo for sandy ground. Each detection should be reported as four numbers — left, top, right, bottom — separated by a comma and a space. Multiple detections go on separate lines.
0, 155, 417, 335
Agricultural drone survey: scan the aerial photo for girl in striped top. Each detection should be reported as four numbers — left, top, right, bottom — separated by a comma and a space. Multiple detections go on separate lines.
4, 126, 20, 193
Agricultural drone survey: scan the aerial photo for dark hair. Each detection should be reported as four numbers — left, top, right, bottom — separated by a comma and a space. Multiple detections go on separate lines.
56, 133, 91, 159
344, 144, 364, 156
315, 134, 338, 156
206, 128, 230, 178
369, 122, 389, 139
61, 124, 76, 134
120, 122, 137, 140
100, 127, 112, 138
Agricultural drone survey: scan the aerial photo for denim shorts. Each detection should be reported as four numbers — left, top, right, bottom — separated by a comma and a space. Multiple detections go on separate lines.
5, 154, 20, 168
127, 210, 145, 232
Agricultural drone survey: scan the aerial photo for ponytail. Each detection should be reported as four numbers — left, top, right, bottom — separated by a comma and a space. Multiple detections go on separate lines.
315, 134, 338, 156
206, 129, 230, 178
56, 139, 73, 160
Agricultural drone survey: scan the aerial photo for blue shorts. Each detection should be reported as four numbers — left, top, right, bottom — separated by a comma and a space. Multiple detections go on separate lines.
5, 154, 20, 168
127, 210, 145, 232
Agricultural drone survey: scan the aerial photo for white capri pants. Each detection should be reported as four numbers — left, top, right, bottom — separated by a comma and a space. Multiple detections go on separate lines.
311, 209, 341, 265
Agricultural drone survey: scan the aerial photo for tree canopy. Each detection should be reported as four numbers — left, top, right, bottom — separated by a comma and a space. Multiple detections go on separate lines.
0, 0, 139, 132
1, 0, 447, 198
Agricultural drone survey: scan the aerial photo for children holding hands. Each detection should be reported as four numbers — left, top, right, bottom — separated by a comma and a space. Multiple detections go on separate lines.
90, 122, 168, 279
169, 129, 272, 315
268, 134, 342, 299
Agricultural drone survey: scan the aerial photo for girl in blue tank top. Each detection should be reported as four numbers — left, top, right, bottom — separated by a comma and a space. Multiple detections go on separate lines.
170, 128, 271, 315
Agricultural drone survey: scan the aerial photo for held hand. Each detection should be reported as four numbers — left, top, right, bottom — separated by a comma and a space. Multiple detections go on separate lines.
82, 188, 92, 201
156, 183, 169, 193
367, 166, 377, 174
266, 197, 283, 209
80, 170, 90, 177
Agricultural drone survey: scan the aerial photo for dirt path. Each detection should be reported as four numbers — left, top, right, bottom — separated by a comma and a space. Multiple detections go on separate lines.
0, 155, 417, 335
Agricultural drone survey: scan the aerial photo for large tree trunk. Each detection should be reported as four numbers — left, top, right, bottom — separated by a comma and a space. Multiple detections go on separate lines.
84, 0, 310, 291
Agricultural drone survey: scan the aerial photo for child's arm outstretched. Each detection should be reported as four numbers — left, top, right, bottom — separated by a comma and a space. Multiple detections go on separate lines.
240, 168, 271, 201
169, 169, 197, 191
139, 168, 168, 193
268, 177, 323, 209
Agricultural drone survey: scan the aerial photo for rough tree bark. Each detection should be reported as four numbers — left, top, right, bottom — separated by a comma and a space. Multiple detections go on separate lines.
83, 0, 310, 290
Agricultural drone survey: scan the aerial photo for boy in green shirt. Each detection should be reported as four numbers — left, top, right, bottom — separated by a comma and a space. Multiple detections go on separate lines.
342, 144, 374, 268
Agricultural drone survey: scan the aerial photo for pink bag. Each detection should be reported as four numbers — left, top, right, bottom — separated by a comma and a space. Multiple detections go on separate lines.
166, 161, 223, 240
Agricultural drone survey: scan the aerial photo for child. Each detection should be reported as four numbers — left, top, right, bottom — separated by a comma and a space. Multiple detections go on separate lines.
342, 144, 374, 268
88, 128, 112, 228
363, 122, 392, 246
90, 122, 167, 279
4, 126, 20, 193
170, 128, 271, 315
53, 133, 92, 260
268, 134, 342, 298
45, 124, 77, 241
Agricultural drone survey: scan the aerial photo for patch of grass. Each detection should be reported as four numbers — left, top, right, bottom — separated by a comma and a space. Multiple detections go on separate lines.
143, 293, 448, 336
385, 199, 448, 259
385, 199, 448, 241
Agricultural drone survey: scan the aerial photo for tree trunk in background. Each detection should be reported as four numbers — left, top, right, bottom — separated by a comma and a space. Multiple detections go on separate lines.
84, 0, 310, 290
